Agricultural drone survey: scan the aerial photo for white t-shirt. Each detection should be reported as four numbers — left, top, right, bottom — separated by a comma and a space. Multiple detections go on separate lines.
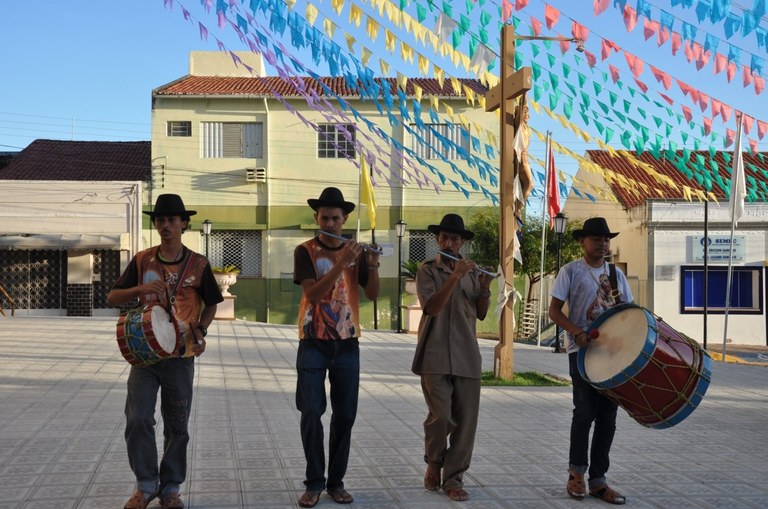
550, 258, 634, 354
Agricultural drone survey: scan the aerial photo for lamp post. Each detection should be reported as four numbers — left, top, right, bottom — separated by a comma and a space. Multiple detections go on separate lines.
395, 220, 407, 333
553, 212, 567, 353
202, 219, 212, 259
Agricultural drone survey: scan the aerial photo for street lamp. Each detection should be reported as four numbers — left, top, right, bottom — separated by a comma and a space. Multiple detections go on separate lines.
395, 220, 407, 333
202, 219, 212, 259
553, 213, 567, 353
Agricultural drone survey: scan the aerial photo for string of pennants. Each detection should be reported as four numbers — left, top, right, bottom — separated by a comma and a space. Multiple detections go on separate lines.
164, 0, 768, 205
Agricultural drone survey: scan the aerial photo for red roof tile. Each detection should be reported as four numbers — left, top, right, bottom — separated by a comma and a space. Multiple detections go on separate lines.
0, 140, 150, 181
154, 76, 489, 98
586, 150, 768, 209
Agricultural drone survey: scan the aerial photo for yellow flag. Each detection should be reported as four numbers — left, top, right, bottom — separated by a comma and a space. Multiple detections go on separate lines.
360, 159, 377, 229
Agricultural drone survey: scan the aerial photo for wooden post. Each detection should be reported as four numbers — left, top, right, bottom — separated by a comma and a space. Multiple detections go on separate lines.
484, 25, 532, 379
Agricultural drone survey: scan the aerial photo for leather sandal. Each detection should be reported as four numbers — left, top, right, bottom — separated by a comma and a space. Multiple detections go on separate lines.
327, 488, 353, 504
589, 485, 626, 505
298, 490, 322, 508
124, 490, 157, 509
566, 470, 586, 499
160, 492, 184, 508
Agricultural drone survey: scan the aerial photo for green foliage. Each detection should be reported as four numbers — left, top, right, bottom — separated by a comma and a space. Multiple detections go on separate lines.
467, 208, 500, 268
401, 259, 421, 279
481, 370, 570, 386
212, 264, 240, 274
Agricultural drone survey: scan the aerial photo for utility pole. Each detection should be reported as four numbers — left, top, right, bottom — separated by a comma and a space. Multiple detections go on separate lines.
484, 25, 532, 379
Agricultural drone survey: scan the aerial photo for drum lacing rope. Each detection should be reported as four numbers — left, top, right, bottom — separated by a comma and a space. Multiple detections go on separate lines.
611, 323, 705, 427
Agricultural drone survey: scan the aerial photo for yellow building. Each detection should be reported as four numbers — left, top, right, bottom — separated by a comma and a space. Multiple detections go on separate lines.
150, 51, 499, 329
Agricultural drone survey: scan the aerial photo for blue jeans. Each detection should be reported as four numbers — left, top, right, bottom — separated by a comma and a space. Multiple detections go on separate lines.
568, 353, 617, 487
125, 357, 194, 497
295, 339, 360, 492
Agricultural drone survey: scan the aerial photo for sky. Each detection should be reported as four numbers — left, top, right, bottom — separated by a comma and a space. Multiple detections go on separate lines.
2, 0, 765, 210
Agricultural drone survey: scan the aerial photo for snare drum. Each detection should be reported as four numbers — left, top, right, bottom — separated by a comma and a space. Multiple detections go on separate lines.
577, 303, 712, 429
116, 304, 180, 366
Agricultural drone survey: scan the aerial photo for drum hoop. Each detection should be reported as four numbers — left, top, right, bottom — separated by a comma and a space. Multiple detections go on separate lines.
577, 304, 658, 388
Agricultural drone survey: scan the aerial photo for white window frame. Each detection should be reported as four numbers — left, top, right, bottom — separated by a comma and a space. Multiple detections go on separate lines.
317, 123, 356, 159
167, 121, 191, 137
201, 122, 263, 158
410, 123, 469, 160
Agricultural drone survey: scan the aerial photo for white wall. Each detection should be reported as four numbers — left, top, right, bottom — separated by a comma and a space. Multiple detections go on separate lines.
649, 201, 767, 346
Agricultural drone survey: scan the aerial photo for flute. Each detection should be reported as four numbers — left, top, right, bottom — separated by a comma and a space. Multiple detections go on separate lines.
438, 250, 499, 278
319, 230, 384, 254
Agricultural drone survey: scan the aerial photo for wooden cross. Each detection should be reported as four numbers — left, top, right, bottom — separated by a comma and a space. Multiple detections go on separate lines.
484, 25, 532, 379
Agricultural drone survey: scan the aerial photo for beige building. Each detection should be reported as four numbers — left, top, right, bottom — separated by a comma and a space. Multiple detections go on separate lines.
150, 51, 500, 330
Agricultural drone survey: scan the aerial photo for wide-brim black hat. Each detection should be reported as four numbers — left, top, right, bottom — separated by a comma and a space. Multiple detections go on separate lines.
144, 194, 197, 219
428, 213, 474, 240
572, 217, 619, 239
307, 187, 355, 214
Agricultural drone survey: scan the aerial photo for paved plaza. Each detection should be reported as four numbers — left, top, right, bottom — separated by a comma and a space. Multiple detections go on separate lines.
0, 316, 767, 508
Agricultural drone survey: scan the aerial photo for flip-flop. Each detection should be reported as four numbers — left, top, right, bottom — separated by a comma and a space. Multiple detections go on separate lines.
589, 485, 626, 505
327, 488, 353, 504
298, 490, 322, 508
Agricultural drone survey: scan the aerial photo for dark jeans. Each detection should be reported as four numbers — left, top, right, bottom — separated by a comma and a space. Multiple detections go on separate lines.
125, 357, 194, 497
295, 339, 360, 492
568, 353, 618, 485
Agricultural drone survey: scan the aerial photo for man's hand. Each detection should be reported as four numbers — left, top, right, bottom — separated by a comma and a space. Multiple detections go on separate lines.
142, 279, 168, 304
190, 327, 207, 356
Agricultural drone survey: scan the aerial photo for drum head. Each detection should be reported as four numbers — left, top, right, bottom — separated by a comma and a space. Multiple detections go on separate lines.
150, 306, 178, 353
584, 306, 652, 383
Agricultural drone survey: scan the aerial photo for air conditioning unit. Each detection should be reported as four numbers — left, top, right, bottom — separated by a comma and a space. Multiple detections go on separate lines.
246, 167, 267, 183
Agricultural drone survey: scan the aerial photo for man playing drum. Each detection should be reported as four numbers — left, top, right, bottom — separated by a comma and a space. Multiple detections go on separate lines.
548, 217, 633, 505
108, 194, 223, 509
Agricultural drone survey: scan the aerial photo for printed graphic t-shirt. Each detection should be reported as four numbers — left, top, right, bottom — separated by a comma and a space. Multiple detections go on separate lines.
550, 259, 634, 354
293, 237, 370, 340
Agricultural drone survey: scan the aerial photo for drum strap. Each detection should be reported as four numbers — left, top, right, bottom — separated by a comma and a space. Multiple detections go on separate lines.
165, 250, 193, 314
608, 263, 623, 304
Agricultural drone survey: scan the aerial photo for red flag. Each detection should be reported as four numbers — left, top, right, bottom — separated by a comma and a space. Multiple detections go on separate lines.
547, 144, 561, 229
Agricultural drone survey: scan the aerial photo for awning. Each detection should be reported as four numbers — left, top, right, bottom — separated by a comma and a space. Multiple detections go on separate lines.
0, 234, 122, 250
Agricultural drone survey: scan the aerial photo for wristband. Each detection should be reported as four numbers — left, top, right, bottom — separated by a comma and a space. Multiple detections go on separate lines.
197, 325, 208, 337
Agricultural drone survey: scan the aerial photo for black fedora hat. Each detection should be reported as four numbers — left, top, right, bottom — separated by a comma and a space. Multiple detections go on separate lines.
428, 213, 474, 240
572, 217, 619, 239
144, 194, 197, 219
307, 187, 355, 214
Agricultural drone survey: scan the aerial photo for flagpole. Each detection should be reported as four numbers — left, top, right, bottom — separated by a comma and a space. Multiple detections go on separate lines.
721, 215, 737, 360
721, 112, 744, 360
356, 159, 363, 241
536, 131, 551, 348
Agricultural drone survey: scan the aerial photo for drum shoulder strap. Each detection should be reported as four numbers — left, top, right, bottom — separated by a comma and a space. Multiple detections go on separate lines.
608, 263, 623, 304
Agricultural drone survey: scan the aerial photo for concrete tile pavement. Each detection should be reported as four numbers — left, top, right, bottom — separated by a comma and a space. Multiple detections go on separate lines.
0, 316, 767, 508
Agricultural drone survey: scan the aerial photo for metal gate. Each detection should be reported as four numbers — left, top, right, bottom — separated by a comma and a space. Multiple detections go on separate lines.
93, 250, 122, 309
0, 250, 66, 310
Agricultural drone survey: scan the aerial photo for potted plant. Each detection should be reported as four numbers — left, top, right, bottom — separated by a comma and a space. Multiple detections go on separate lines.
212, 264, 240, 296
401, 260, 420, 295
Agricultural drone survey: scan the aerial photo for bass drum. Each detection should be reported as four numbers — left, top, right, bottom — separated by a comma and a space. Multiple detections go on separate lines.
577, 303, 712, 429
116, 304, 180, 366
